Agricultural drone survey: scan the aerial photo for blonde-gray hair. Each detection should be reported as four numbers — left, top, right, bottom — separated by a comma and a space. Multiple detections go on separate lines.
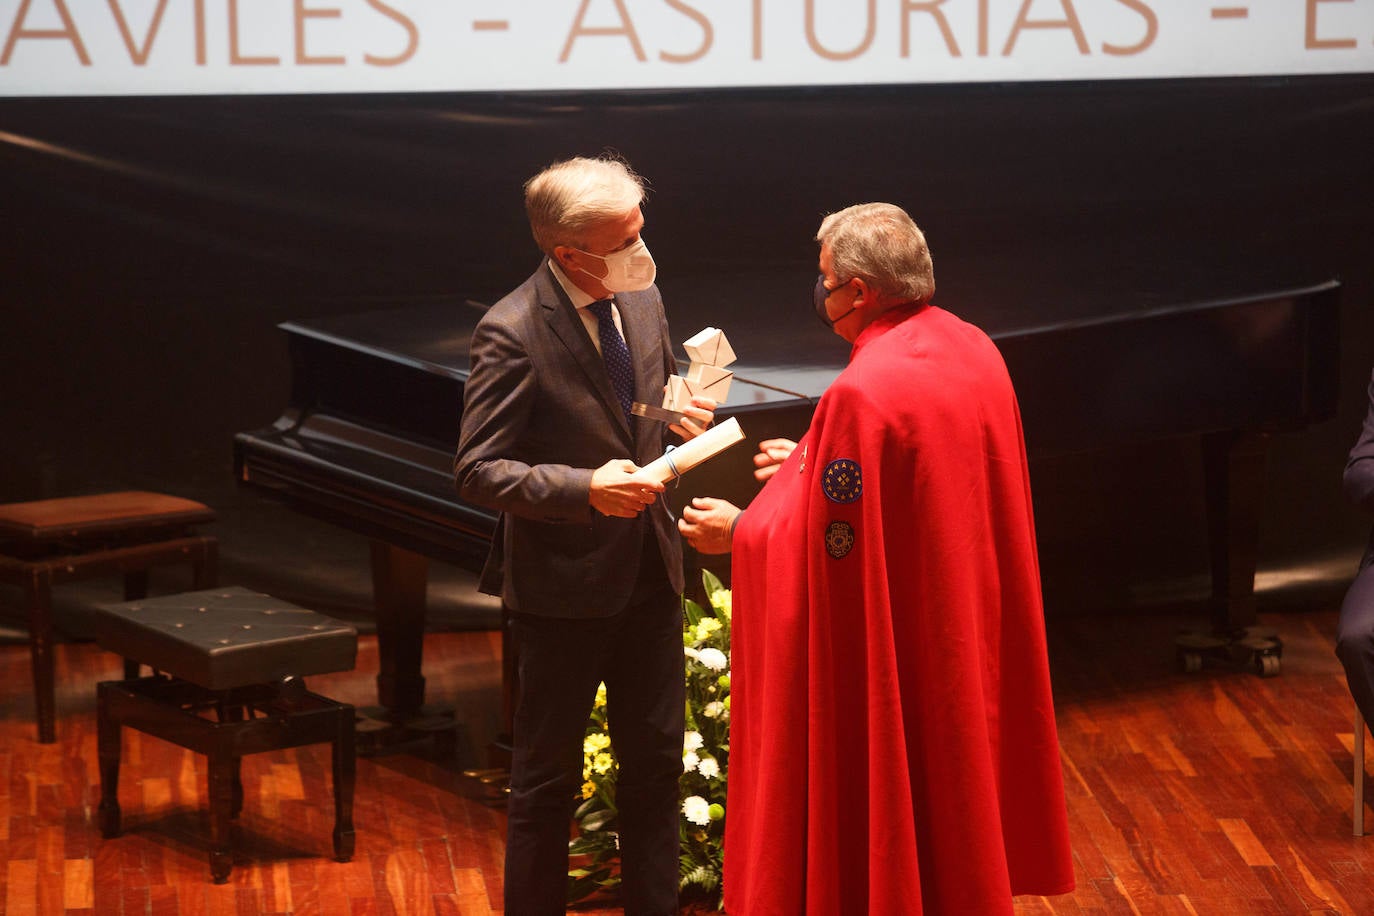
817, 203, 935, 304
524, 155, 647, 255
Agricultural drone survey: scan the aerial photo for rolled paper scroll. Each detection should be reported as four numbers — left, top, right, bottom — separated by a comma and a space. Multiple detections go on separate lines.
640, 416, 746, 484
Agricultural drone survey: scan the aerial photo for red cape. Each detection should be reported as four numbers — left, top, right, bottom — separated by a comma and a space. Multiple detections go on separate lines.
723, 305, 1074, 914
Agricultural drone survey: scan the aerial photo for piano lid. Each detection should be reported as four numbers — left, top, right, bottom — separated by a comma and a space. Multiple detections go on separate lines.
278, 272, 1340, 442
280, 295, 832, 418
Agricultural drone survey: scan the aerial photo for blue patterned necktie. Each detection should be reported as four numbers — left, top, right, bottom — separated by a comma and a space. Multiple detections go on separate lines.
587, 299, 634, 421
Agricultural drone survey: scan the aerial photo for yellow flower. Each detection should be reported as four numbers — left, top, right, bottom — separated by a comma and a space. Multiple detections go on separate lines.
593, 753, 614, 775
581, 781, 596, 799
583, 732, 611, 755
594, 683, 608, 708
709, 589, 732, 619
695, 617, 722, 642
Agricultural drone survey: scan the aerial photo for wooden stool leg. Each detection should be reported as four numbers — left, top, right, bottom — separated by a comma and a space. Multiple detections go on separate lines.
123, 570, 150, 602
332, 706, 357, 862
26, 571, 57, 744
96, 684, 122, 838
121, 571, 150, 679
217, 702, 246, 818
231, 758, 244, 820
192, 538, 218, 589
207, 754, 236, 884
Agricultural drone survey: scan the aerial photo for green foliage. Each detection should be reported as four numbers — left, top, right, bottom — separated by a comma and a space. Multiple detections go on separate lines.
568, 570, 732, 909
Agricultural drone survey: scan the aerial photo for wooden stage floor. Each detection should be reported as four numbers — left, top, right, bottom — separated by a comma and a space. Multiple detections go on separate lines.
1, 582, 1371, 914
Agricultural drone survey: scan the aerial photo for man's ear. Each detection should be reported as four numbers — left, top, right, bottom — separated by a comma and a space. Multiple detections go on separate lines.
552, 245, 576, 271
851, 277, 873, 306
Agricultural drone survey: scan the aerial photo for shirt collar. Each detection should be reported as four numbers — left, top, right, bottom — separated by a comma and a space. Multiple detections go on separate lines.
547, 259, 604, 310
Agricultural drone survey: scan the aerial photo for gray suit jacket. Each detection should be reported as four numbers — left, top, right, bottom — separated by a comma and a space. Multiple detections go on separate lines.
453, 263, 685, 617
1346, 370, 1374, 570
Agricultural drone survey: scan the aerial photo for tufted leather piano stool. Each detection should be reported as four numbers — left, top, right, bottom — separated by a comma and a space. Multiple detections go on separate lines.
94, 587, 358, 883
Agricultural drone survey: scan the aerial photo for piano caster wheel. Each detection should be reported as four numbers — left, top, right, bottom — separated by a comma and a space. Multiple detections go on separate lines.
1238, 628, 1282, 679
1175, 627, 1282, 678
1176, 631, 1224, 675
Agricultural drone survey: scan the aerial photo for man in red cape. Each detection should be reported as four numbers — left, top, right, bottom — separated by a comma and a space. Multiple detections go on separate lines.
680, 203, 1074, 914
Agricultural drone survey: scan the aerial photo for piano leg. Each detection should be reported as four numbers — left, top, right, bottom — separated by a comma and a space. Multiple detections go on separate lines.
1203, 430, 1267, 632
1177, 431, 1282, 677
371, 540, 428, 713
357, 541, 457, 753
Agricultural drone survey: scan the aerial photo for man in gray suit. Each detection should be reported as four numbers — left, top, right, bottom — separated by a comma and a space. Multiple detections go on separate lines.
454, 155, 714, 915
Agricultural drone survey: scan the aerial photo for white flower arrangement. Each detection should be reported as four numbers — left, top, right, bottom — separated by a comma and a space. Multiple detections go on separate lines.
697, 647, 729, 671
683, 795, 712, 826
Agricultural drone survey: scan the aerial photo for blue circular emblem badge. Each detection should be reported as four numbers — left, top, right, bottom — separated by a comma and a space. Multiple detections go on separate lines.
825, 521, 855, 559
821, 459, 862, 503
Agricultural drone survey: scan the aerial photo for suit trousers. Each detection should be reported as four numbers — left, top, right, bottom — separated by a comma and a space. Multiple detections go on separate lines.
504, 556, 684, 916
1338, 559, 1374, 726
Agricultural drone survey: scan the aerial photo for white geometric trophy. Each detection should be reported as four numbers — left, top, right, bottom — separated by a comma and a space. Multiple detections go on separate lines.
632, 326, 737, 423
665, 327, 736, 412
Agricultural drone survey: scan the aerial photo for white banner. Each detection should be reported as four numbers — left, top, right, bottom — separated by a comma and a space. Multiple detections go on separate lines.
1, 1, 1371, 97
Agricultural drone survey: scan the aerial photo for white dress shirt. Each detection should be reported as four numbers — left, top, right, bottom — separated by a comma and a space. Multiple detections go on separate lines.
547, 259, 624, 357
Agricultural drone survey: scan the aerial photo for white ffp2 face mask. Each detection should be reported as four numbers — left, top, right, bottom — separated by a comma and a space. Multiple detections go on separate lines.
575, 238, 657, 292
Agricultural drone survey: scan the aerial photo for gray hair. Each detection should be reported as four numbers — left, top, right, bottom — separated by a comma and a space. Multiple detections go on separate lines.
524, 155, 647, 255
816, 203, 935, 303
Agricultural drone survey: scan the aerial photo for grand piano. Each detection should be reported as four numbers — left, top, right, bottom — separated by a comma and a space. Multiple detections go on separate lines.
234, 277, 1341, 731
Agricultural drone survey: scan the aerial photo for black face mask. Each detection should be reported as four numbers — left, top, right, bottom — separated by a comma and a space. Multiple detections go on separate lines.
814, 274, 857, 329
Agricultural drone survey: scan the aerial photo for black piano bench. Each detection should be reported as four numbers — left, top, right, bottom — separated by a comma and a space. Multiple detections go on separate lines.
93, 587, 358, 884
0, 490, 218, 744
